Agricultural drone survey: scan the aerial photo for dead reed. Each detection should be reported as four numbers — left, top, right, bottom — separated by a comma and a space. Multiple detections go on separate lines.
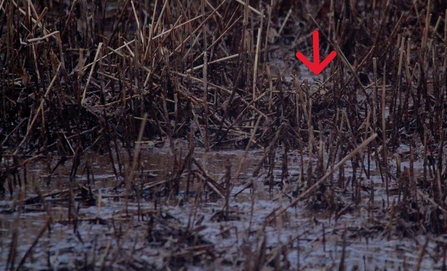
1, 0, 447, 270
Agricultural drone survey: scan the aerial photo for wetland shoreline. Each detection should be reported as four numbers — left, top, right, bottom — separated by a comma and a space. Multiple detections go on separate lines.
1, 0, 447, 270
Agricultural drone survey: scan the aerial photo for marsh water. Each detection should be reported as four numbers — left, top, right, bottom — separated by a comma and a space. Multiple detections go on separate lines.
0, 142, 442, 270
2, 0, 447, 270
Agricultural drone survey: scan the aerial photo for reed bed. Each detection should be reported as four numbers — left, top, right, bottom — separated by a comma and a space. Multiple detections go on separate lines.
1, 0, 447, 270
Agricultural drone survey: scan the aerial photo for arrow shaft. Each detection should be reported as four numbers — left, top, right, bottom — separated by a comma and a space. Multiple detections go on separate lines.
313, 30, 320, 64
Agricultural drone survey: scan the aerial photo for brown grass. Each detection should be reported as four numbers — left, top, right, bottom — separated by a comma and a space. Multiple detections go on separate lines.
1, 0, 447, 270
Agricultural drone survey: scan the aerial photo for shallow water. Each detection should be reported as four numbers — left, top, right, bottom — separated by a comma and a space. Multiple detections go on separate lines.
0, 143, 442, 270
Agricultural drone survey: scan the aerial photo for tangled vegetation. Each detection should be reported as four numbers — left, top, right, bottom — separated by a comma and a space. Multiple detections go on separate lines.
1, 0, 447, 270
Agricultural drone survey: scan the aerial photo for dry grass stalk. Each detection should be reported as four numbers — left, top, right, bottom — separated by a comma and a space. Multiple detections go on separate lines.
1, 0, 447, 269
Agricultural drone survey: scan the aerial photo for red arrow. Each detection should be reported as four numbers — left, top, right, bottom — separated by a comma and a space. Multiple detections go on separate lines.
295, 30, 336, 75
